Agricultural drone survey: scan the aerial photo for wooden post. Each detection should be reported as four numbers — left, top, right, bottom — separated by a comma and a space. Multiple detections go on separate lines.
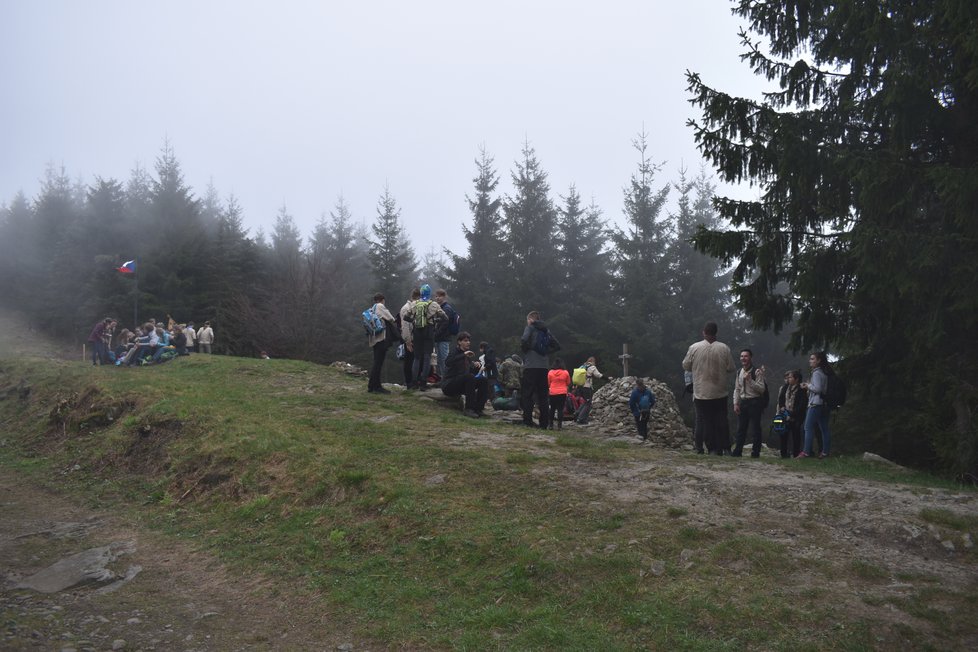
619, 343, 632, 377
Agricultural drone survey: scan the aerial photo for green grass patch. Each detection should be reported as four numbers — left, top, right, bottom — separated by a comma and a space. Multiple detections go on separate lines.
919, 507, 978, 531
1, 353, 976, 650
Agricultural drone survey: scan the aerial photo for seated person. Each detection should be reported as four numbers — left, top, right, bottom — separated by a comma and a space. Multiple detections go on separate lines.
125, 323, 159, 366
440, 331, 489, 418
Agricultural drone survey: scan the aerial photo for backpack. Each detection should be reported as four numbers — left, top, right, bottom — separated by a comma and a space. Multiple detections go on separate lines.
443, 303, 461, 335
825, 370, 847, 409
361, 306, 385, 337
772, 409, 788, 435
411, 300, 432, 329
750, 367, 770, 410
572, 365, 588, 386
638, 390, 655, 412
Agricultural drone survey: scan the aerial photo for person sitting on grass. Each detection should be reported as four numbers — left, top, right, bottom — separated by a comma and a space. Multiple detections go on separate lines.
440, 331, 489, 418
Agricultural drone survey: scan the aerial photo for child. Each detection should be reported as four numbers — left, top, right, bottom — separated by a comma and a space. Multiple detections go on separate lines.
547, 358, 571, 430
628, 378, 656, 441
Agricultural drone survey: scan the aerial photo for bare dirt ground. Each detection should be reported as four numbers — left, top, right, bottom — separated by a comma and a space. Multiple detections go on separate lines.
2, 311, 977, 650
0, 471, 355, 651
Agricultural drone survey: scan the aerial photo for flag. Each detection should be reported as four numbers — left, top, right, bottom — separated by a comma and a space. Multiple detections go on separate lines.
116, 260, 136, 274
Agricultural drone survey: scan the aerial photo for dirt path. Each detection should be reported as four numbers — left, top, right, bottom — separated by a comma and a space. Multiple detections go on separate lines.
0, 468, 362, 651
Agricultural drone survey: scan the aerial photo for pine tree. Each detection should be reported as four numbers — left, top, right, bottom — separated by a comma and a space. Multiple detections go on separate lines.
686, 0, 978, 475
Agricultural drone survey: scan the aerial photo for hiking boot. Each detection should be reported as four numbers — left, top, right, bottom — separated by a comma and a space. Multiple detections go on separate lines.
463, 409, 480, 418
819, 452, 829, 459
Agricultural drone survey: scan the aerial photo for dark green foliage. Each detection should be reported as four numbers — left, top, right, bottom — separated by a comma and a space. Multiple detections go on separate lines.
502, 142, 561, 321
442, 148, 510, 351
610, 132, 673, 372
686, 0, 978, 478
368, 186, 418, 304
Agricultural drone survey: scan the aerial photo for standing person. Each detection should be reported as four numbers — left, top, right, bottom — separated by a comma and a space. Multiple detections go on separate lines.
682, 322, 736, 455
408, 284, 447, 391
197, 321, 214, 354
547, 358, 571, 430
399, 288, 420, 388
628, 378, 657, 441
732, 348, 768, 458
799, 352, 833, 459
87, 318, 112, 365
366, 293, 396, 394
433, 289, 459, 379
580, 356, 609, 402
778, 370, 808, 458
520, 311, 560, 429
184, 321, 197, 354
440, 331, 489, 417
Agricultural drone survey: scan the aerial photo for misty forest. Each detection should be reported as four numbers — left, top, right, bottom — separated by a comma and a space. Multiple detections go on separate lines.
2, 1, 977, 483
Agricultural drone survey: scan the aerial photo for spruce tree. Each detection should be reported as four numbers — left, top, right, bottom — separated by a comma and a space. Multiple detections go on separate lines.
368, 186, 417, 302
610, 132, 673, 372
502, 142, 560, 323
686, 0, 978, 475
444, 147, 508, 347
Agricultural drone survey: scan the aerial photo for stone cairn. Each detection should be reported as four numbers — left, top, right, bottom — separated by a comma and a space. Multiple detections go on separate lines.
588, 376, 692, 448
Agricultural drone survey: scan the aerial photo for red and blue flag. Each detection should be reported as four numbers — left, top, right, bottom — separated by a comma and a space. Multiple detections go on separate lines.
116, 260, 136, 274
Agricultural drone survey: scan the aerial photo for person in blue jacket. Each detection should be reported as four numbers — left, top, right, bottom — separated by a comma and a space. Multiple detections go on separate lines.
628, 378, 657, 441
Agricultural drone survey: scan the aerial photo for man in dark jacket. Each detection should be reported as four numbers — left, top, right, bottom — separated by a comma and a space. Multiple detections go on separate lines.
519, 311, 560, 428
441, 331, 488, 418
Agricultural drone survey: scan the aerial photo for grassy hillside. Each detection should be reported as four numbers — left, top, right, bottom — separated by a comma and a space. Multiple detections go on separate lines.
1, 353, 977, 651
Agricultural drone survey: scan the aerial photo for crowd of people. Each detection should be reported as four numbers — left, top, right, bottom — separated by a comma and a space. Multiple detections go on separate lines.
366, 294, 837, 455
682, 321, 836, 459
86, 317, 214, 367
364, 285, 612, 424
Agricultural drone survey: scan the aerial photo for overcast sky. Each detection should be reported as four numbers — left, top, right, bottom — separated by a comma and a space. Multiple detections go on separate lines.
1, 0, 766, 256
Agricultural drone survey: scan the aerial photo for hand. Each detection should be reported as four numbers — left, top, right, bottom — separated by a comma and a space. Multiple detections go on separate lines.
734, 404, 741, 415
465, 350, 474, 357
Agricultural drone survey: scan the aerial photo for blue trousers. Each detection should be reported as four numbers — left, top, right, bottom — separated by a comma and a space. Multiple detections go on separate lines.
803, 404, 831, 455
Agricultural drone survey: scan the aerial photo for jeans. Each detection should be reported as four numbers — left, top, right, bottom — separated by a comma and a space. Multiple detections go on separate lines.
90, 340, 106, 365
435, 340, 450, 379
804, 404, 831, 455
733, 397, 765, 456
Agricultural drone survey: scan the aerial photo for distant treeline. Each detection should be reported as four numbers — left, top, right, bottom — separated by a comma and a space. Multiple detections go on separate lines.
0, 136, 802, 418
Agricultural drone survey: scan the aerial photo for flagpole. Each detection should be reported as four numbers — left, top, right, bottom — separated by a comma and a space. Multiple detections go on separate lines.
133, 256, 139, 328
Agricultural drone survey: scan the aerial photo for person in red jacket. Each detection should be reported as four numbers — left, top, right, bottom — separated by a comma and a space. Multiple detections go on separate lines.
547, 358, 571, 430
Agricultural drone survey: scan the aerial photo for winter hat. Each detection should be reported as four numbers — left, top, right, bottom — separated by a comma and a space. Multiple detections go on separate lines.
420, 284, 432, 300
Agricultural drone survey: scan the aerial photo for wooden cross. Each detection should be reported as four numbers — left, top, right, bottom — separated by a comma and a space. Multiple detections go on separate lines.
619, 343, 632, 377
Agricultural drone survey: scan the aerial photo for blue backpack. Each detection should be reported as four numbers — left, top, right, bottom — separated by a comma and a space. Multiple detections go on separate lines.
638, 390, 655, 412
361, 306, 385, 337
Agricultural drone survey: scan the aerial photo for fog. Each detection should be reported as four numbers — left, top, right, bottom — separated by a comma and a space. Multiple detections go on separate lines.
0, 0, 765, 253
